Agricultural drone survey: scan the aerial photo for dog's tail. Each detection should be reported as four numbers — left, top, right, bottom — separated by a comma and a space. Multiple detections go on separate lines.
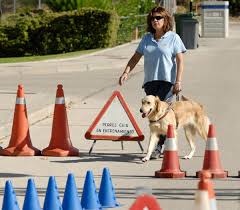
181, 95, 189, 101
181, 95, 204, 109
198, 115, 211, 140
180, 95, 210, 140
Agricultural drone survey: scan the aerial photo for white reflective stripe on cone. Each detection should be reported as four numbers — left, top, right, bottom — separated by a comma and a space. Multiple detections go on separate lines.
16, 98, 26, 104
55, 97, 65, 104
206, 138, 218, 151
209, 199, 217, 210
164, 138, 177, 151
194, 191, 211, 210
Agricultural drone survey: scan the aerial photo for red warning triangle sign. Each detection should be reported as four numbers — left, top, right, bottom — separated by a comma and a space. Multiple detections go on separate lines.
129, 194, 162, 210
85, 91, 144, 141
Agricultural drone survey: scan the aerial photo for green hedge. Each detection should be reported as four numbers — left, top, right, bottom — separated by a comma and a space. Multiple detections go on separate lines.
46, 0, 113, 12
0, 9, 119, 57
229, 0, 240, 16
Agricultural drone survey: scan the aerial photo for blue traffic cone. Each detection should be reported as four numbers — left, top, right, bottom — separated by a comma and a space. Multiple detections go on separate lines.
23, 178, 41, 210
81, 171, 102, 210
98, 168, 120, 208
2, 180, 20, 210
62, 173, 82, 210
43, 176, 62, 210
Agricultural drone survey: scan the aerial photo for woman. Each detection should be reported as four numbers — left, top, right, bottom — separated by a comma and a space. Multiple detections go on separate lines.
119, 6, 186, 158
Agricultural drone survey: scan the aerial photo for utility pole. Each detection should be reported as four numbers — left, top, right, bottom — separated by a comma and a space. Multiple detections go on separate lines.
155, 0, 163, 6
38, 0, 41, 9
156, 0, 176, 15
0, 0, 2, 18
13, 0, 16, 13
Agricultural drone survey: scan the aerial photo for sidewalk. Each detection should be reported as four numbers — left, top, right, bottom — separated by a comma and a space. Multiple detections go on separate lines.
0, 21, 239, 209
0, 40, 142, 140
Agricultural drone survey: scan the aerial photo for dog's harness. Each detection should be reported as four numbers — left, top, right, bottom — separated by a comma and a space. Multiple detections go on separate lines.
149, 102, 173, 123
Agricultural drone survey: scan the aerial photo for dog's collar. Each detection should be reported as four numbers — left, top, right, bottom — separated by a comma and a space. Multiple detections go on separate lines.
149, 102, 173, 123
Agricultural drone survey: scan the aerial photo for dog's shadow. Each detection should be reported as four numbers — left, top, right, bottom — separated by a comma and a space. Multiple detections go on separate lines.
50, 152, 146, 164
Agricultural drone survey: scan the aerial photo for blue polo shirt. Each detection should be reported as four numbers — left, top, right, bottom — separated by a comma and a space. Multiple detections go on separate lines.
136, 31, 186, 86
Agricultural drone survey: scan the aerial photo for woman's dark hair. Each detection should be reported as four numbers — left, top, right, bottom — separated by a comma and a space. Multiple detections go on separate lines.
147, 6, 173, 34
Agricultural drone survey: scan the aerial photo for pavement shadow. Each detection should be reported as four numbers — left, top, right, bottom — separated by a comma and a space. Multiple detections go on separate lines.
152, 188, 240, 201
0, 173, 30, 178
0, 187, 63, 196
115, 187, 240, 201
185, 175, 240, 181
0, 187, 238, 202
0, 91, 36, 95
50, 152, 145, 164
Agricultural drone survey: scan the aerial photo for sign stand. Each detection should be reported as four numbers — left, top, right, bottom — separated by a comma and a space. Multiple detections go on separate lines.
88, 140, 144, 155
89, 140, 96, 154
85, 91, 144, 154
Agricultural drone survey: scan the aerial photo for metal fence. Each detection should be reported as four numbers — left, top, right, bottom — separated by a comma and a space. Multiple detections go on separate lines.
115, 0, 177, 45
116, 14, 147, 45
0, 0, 45, 16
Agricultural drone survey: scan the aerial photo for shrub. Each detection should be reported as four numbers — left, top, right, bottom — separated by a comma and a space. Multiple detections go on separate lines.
0, 9, 119, 57
115, 0, 154, 44
229, 0, 240, 16
46, 0, 113, 12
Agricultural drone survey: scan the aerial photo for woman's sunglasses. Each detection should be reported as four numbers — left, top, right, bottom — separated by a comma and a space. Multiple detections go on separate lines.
151, 16, 164, 21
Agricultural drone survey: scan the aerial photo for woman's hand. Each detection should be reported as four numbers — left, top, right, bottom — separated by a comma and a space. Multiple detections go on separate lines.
119, 52, 142, 86
119, 72, 129, 86
172, 81, 182, 94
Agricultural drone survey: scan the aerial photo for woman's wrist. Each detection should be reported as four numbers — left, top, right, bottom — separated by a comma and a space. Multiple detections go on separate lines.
175, 81, 181, 84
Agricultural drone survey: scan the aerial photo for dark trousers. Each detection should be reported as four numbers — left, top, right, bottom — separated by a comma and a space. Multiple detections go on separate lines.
143, 80, 173, 101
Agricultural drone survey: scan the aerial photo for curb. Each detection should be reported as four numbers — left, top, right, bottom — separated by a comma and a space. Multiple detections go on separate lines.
0, 40, 141, 66
42, 39, 140, 63
0, 97, 73, 141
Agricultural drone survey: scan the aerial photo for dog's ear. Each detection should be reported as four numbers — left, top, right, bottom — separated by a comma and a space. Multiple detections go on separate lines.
155, 96, 161, 112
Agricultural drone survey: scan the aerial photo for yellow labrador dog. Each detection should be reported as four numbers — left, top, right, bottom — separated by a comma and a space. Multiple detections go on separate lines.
140, 95, 210, 162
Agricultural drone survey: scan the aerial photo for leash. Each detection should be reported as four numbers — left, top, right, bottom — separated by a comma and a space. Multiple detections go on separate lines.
165, 91, 181, 103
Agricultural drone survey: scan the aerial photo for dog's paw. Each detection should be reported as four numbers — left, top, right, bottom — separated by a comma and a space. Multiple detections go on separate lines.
142, 157, 149, 162
183, 155, 192, 159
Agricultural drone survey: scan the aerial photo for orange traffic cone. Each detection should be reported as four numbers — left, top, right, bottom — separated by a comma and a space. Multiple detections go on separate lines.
194, 171, 211, 210
0, 85, 41, 156
196, 124, 228, 178
42, 84, 79, 156
194, 170, 218, 210
155, 124, 186, 178
129, 194, 162, 210
206, 172, 218, 210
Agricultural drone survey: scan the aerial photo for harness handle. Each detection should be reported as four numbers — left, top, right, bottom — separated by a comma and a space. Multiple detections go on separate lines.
165, 91, 181, 103
176, 92, 180, 101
